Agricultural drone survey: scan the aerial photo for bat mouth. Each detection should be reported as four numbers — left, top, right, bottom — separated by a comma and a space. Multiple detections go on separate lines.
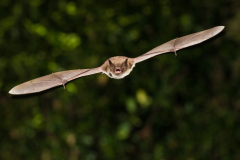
115, 67, 121, 74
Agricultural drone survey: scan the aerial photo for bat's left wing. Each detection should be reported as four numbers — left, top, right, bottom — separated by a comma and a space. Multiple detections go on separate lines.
9, 67, 102, 95
134, 26, 224, 63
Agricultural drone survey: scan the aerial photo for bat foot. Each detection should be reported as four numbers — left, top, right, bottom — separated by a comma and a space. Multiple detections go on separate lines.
175, 51, 177, 57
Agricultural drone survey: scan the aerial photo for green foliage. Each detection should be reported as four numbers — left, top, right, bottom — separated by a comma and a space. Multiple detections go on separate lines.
1, 0, 240, 159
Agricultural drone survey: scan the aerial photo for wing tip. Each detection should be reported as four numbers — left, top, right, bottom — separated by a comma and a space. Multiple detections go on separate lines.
9, 85, 28, 95
9, 87, 19, 95
214, 26, 225, 34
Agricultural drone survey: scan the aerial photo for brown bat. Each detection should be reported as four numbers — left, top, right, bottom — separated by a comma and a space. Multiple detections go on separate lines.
9, 26, 224, 95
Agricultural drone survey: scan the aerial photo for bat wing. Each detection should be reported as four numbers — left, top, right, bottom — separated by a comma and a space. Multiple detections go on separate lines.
9, 67, 102, 95
134, 26, 224, 63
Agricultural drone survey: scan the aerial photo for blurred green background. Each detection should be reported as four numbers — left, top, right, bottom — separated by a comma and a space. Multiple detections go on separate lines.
1, 0, 240, 159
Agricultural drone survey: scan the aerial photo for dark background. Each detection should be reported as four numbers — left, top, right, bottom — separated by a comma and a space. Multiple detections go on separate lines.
1, 0, 240, 159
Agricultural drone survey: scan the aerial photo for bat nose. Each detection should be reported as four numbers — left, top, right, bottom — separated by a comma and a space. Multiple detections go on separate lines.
115, 67, 121, 73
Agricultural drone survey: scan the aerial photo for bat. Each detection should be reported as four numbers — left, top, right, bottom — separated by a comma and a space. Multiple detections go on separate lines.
9, 26, 224, 95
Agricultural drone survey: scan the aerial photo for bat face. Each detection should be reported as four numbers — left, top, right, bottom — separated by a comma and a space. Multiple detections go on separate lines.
101, 56, 135, 79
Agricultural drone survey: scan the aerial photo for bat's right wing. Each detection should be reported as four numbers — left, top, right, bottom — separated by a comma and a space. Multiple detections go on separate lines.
134, 26, 224, 63
9, 67, 102, 95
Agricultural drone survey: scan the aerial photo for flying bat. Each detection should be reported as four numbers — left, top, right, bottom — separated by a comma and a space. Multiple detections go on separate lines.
9, 26, 224, 95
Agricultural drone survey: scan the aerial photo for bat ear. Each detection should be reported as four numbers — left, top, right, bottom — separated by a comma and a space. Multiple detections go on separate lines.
124, 59, 128, 66
108, 60, 113, 66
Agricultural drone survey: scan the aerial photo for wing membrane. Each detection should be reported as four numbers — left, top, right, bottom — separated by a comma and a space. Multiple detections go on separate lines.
9, 67, 102, 95
134, 26, 224, 63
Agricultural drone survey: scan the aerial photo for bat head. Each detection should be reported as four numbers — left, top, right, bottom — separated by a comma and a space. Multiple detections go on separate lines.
108, 59, 128, 74
101, 56, 135, 79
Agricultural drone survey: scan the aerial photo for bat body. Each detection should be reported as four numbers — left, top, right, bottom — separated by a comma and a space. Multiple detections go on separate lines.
9, 26, 224, 95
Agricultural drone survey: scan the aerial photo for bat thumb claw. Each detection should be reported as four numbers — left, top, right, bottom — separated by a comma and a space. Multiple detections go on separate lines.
63, 83, 67, 91
175, 51, 177, 57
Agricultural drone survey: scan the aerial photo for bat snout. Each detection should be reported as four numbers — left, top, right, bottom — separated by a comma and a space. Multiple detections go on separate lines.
115, 67, 122, 74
